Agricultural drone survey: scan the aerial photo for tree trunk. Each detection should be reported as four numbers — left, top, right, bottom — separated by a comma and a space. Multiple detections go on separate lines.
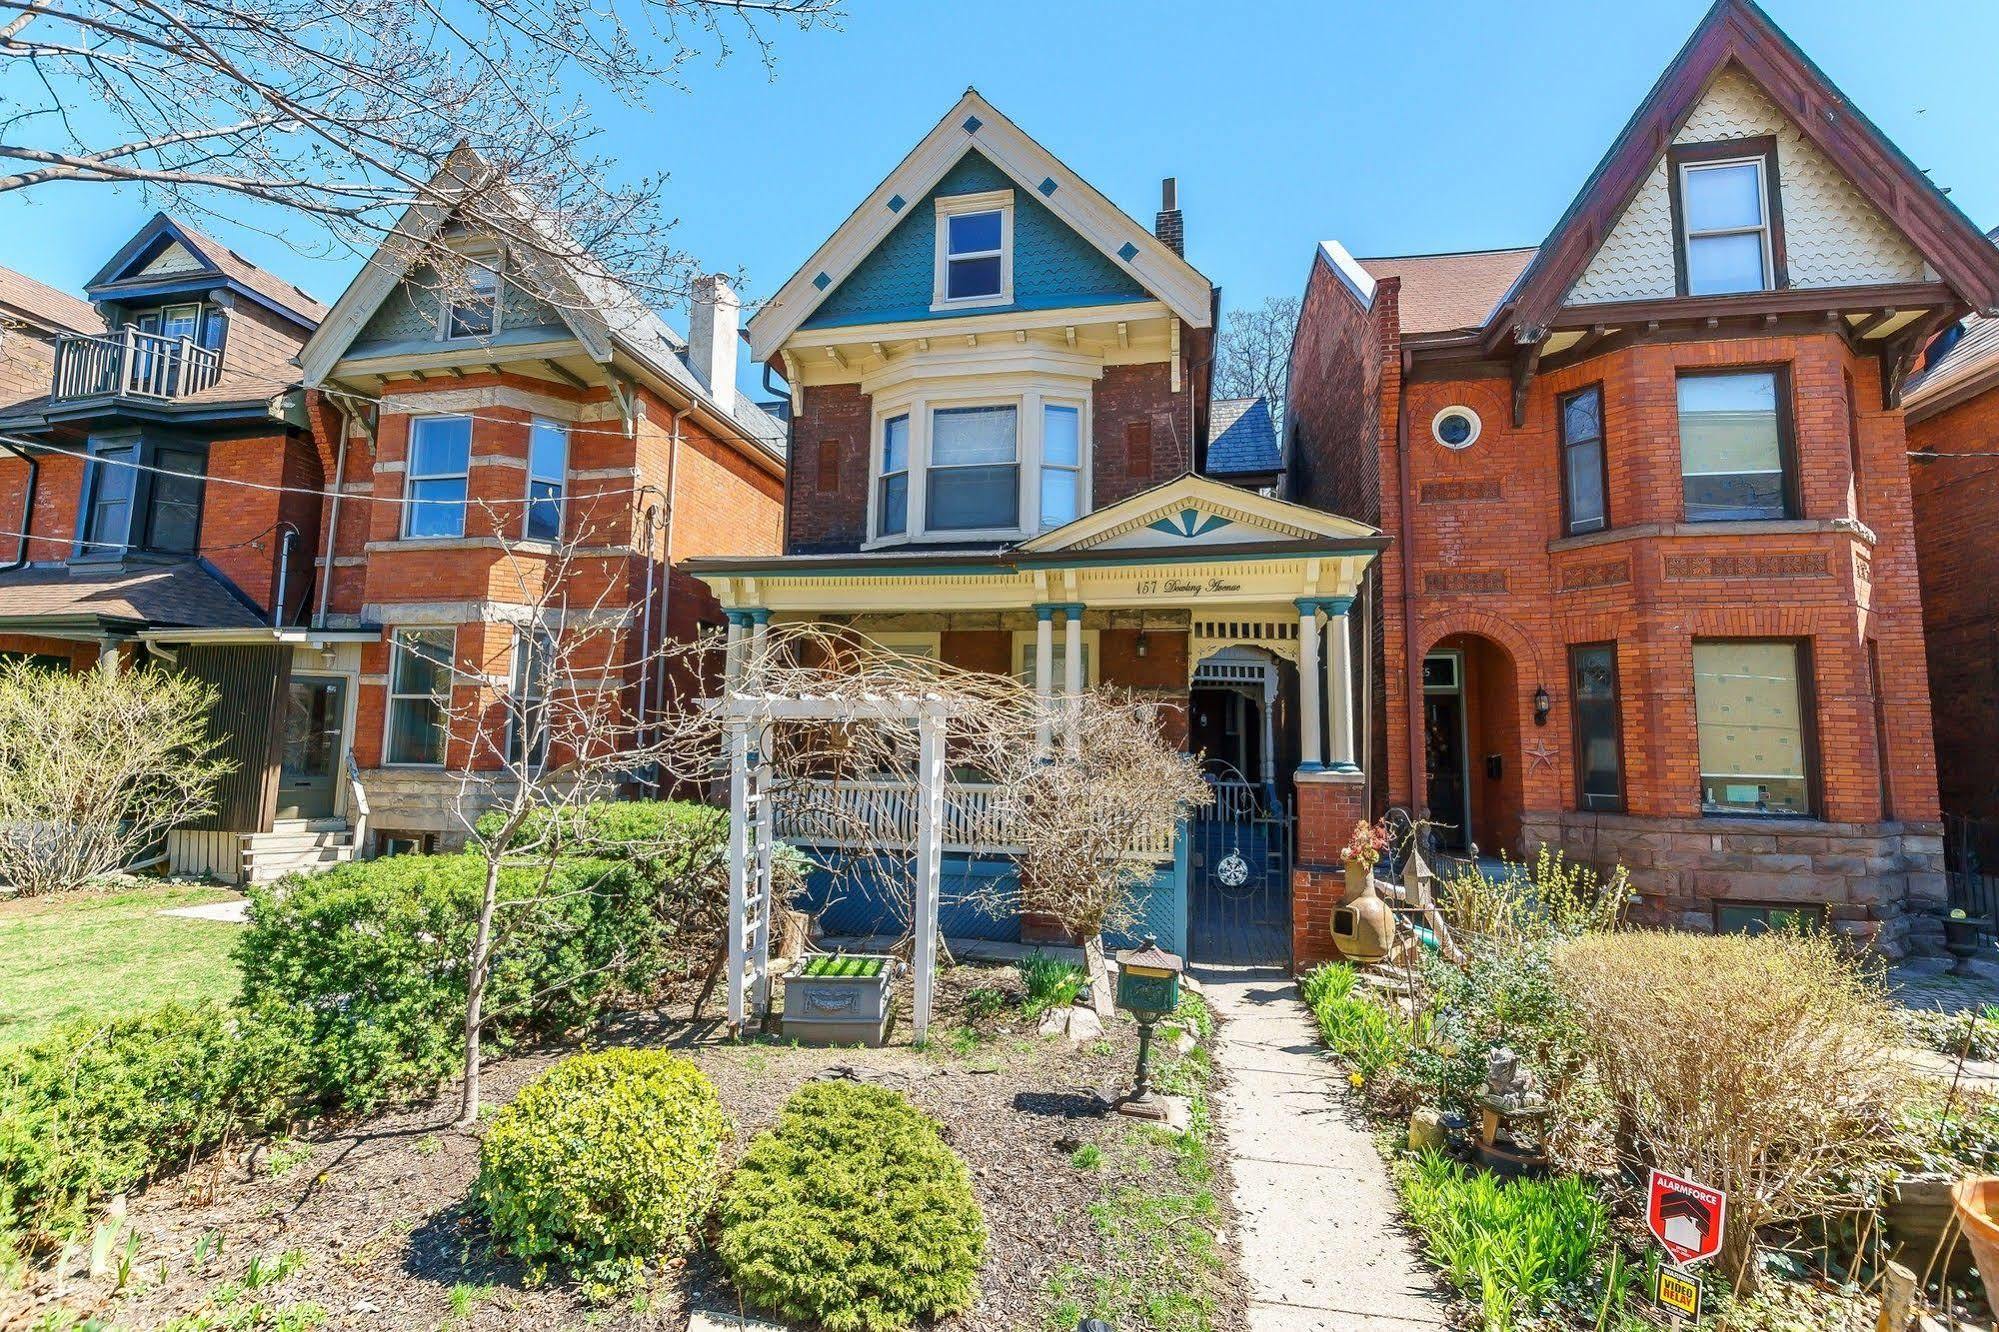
1084, 934, 1114, 1020
456, 858, 502, 1128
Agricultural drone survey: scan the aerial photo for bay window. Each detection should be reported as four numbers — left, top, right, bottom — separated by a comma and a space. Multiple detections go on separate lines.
928, 405, 1018, 531
76, 436, 207, 559
1677, 369, 1794, 522
877, 414, 910, 538
404, 415, 473, 538
81, 446, 136, 556
1558, 384, 1607, 535
1569, 643, 1624, 811
507, 625, 555, 769
1693, 639, 1814, 818
1040, 404, 1082, 529
387, 627, 454, 766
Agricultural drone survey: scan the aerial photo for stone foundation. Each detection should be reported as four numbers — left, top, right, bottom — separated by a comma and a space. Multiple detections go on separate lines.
1291, 769, 1368, 971
1519, 809, 1947, 958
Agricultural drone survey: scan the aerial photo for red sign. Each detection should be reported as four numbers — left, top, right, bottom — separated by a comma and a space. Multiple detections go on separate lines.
1647, 1169, 1726, 1268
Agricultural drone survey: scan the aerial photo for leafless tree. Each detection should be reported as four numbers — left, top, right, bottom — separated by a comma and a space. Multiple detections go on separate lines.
0, 0, 837, 308
1214, 294, 1301, 424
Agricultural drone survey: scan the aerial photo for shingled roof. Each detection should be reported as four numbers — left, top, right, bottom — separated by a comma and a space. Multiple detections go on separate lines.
1206, 396, 1280, 476
0, 561, 265, 632
1357, 248, 1537, 336
0, 267, 102, 336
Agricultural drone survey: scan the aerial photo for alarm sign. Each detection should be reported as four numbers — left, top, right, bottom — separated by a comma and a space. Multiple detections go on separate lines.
1647, 1168, 1726, 1268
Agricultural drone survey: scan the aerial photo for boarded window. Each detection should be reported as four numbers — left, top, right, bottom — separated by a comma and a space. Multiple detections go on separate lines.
1125, 421, 1152, 481
816, 439, 841, 493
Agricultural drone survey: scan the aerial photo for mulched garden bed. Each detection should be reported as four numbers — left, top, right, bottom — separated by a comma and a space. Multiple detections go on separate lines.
16, 962, 1248, 1332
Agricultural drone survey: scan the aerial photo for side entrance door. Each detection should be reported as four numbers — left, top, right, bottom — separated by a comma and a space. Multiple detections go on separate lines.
277, 675, 346, 821
1422, 652, 1469, 851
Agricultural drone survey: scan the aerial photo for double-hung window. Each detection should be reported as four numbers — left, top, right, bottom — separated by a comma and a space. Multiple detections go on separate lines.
933, 192, 1012, 308
387, 627, 454, 766
404, 416, 473, 539
444, 258, 500, 339
927, 405, 1018, 531
1558, 385, 1607, 535
77, 439, 206, 558
525, 419, 567, 541
877, 414, 910, 539
1677, 369, 1793, 522
81, 446, 137, 556
1040, 404, 1082, 530
1693, 639, 1814, 818
508, 626, 556, 769
1675, 147, 1776, 296
1569, 643, 1624, 812
145, 447, 204, 555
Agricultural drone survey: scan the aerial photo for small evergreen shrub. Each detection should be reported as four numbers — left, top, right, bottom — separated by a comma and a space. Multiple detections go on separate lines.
238, 853, 660, 1110
476, 1050, 731, 1281
474, 799, 724, 858
716, 1082, 986, 1331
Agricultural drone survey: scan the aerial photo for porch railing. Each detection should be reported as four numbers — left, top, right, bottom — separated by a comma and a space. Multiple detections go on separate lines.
51, 329, 223, 401
772, 777, 1177, 862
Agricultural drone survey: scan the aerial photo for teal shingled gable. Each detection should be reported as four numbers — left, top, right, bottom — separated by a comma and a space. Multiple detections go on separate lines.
801, 149, 1152, 330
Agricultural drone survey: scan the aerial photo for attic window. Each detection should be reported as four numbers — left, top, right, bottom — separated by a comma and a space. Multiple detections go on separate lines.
443, 258, 501, 339
1672, 140, 1783, 297
932, 190, 1013, 310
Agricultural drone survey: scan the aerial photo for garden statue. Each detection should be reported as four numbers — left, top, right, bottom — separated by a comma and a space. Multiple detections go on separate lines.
1475, 1046, 1551, 1176
1483, 1046, 1540, 1111
1331, 819, 1397, 965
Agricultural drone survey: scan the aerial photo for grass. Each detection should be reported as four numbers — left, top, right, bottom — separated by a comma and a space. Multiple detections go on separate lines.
0, 882, 243, 1048
798, 953, 886, 978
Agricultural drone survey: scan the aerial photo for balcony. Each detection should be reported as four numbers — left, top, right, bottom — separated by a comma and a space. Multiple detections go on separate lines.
51, 329, 222, 402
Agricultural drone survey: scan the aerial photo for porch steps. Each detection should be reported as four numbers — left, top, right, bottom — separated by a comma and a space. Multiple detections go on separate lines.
240, 819, 357, 884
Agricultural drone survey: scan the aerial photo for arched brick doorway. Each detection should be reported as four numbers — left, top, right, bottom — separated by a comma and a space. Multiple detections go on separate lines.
1421, 632, 1525, 857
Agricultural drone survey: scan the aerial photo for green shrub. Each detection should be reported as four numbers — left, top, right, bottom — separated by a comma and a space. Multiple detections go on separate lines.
238, 853, 660, 1110
717, 1082, 986, 1331
477, 1049, 730, 1281
474, 799, 723, 858
0, 1002, 306, 1250
1395, 1151, 1608, 1331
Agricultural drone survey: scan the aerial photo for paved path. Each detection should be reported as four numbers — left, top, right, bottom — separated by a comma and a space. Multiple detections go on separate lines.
159, 898, 248, 923
1199, 966, 1448, 1332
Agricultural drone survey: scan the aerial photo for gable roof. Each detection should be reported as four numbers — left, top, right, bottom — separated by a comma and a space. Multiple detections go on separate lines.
1016, 472, 1378, 555
1481, 0, 1999, 352
298, 145, 784, 458
86, 214, 327, 328
746, 89, 1213, 364
0, 266, 103, 336
1905, 312, 1999, 419
1205, 397, 1280, 476
1358, 248, 1538, 337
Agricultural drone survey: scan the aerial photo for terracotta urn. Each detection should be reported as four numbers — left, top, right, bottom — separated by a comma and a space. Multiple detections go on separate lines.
1952, 1176, 1999, 1312
1331, 861, 1396, 965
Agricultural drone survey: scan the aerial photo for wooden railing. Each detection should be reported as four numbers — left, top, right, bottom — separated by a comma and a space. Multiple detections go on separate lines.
51, 329, 223, 401
773, 777, 1178, 862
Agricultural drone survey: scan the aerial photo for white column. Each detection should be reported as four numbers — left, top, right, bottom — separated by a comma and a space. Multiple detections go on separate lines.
912, 710, 946, 1044
1034, 605, 1055, 756
1063, 604, 1084, 757
725, 719, 750, 1034
1325, 596, 1358, 772
1296, 598, 1323, 770
1260, 674, 1277, 788
750, 727, 774, 1015
746, 608, 770, 692
723, 612, 745, 690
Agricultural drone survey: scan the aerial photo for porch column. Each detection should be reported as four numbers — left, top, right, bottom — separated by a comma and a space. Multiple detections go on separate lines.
1062, 603, 1084, 757
1260, 673, 1278, 789
746, 607, 771, 685
1033, 604, 1056, 755
723, 610, 746, 690
1324, 595, 1358, 773
1295, 598, 1322, 771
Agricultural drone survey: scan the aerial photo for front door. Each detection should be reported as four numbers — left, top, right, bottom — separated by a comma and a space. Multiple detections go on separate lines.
277, 676, 346, 821
1422, 653, 1470, 851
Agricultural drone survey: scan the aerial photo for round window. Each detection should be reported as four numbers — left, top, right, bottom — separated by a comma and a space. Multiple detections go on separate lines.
1432, 406, 1482, 450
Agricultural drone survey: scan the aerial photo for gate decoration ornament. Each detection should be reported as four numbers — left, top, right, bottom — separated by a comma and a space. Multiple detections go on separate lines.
1215, 849, 1250, 887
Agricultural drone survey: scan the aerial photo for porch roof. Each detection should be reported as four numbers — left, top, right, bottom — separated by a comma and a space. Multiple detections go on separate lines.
0, 560, 265, 637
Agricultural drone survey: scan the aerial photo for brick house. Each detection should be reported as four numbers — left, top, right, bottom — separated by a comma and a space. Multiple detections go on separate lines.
1285, 0, 1999, 956
0, 267, 103, 406
294, 145, 786, 855
686, 92, 1385, 966
1904, 267, 1999, 851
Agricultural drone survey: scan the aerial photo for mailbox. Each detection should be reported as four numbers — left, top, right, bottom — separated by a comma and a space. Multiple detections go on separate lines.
1115, 936, 1184, 1018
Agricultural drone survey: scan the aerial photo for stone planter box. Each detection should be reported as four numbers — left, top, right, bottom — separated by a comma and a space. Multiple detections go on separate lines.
781, 954, 898, 1046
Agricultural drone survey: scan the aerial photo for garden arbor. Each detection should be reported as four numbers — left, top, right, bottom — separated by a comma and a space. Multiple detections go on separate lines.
720, 688, 952, 1042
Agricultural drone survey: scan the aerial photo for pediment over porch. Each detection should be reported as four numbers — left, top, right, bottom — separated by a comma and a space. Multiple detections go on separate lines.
1016, 473, 1379, 555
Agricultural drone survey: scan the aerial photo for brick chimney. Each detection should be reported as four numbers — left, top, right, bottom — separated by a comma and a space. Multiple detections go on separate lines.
1154, 178, 1184, 258
687, 273, 739, 416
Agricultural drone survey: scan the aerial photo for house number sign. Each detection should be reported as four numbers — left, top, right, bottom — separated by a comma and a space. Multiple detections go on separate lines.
1131, 577, 1244, 597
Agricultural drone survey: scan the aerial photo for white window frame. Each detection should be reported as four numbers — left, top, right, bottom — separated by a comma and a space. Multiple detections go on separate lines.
1011, 629, 1101, 688
931, 189, 1014, 312
403, 414, 473, 539
1038, 401, 1085, 532
525, 417, 568, 543
876, 413, 911, 539
384, 626, 456, 768
441, 251, 502, 340
1678, 157, 1773, 296
863, 382, 1091, 550
867, 630, 942, 675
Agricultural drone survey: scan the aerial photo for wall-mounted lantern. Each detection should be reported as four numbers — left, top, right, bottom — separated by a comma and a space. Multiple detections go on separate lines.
1533, 684, 1552, 727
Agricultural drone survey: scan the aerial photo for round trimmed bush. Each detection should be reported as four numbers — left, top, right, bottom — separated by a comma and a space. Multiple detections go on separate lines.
475, 1049, 731, 1275
716, 1081, 986, 1332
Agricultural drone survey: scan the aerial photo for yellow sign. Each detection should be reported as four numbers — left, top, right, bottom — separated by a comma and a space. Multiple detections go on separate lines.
1656, 1267, 1702, 1320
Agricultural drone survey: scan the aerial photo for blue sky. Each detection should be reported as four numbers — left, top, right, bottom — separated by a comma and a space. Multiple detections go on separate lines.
3, 0, 1995, 393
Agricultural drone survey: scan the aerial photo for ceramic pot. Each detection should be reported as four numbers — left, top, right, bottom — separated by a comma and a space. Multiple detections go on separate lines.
1951, 1176, 1999, 1312
1331, 865, 1396, 965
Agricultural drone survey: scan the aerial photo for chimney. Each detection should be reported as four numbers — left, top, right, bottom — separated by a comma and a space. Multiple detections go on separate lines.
687, 273, 739, 416
1154, 177, 1184, 258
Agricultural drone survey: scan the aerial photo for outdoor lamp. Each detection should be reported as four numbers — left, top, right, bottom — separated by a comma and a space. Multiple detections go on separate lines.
1136, 628, 1149, 657
1533, 684, 1552, 726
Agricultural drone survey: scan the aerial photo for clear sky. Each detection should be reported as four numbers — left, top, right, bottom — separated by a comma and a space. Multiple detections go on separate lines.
3, 0, 1995, 394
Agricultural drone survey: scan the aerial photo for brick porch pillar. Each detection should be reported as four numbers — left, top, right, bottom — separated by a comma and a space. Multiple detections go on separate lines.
1292, 768, 1367, 972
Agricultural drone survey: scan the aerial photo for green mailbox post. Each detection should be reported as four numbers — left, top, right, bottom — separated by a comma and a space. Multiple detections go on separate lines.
1114, 935, 1184, 1120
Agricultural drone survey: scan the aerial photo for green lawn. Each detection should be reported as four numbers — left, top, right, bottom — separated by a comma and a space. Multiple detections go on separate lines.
0, 883, 245, 1048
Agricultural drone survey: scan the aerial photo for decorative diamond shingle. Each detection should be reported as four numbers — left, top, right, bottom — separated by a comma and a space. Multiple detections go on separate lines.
1038, 177, 1058, 197
1117, 241, 1140, 262
887, 194, 905, 213
812, 272, 832, 291
962, 115, 983, 133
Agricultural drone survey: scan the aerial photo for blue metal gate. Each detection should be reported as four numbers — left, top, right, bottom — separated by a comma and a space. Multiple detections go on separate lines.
1187, 780, 1292, 966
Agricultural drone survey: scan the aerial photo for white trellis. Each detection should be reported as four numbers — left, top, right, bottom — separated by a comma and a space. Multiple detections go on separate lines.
720, 691, 951, 1043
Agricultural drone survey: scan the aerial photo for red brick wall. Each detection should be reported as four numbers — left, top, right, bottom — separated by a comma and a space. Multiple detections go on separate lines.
1092, 358, 1194, 508
1909, 389, 1999, 823
1292, 774, 1368, 971
786, 382, 871, 554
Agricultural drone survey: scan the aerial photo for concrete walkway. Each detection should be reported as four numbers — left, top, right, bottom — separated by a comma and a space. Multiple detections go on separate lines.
1200, 966, 1448, 1332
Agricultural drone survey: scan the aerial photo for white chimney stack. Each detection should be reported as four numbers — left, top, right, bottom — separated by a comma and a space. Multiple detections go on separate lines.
688, 273, 740, 416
